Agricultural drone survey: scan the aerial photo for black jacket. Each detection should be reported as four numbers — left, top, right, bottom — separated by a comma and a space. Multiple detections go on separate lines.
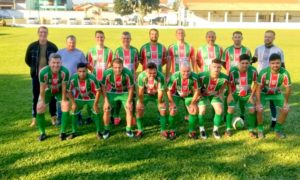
25, 40, 58, 77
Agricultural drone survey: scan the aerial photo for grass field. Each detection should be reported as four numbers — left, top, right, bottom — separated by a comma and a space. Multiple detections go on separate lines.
0, 27, 300, 179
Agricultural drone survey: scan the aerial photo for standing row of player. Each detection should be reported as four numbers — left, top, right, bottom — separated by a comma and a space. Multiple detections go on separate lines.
25, 27, 290, 141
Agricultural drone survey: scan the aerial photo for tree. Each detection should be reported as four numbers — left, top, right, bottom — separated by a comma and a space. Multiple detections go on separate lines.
114, 0, 134, 16
133, 0, 160, 24
172, 0, 181, 11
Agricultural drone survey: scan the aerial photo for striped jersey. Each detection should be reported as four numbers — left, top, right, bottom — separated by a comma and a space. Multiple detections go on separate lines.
114, 46, 139, 78
222, 45, 251, 74
67, 73, 100, 100
39, 65, 69, 94
168, 42, 195, 74
168, 71, 199, 97
86, 46, 113, 82
199, 71, 228, 96
229, 66, 257, 96
140, 42, 167, 72
197, 44, 223, 72
101, 67, 134, 93
138, 71, 166, 95
258, 67, 291, 95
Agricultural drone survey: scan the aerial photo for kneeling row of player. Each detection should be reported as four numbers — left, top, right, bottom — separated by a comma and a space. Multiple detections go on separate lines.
35, 53, 291, 141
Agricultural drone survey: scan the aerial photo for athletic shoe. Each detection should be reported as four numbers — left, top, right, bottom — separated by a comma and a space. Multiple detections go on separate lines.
135, 131, 143, 140
114, 117, 121, 125
38, 133, 47, 141
248, 131, 257, 139
126, 130, 134, 138
188, 132, 197, 139
200, 130, 207, 140
51, 116, 57, 126
103, 130, 110, 140
30, 118, 36, 127
161, 131, 168, 139
132, 117, 136, 126
275, 131, 286, 139
213, 130, 221, 139
67, 133, 77, 140
169, 131, 176, 140
96, 132, 103, 140
59, 133, 67, 141
270, 121, 276, 131
257, 131, 265, 139
224, 130, 232, 137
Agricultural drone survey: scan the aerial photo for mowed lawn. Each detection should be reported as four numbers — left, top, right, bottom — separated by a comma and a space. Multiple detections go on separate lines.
0, 27, 299, 179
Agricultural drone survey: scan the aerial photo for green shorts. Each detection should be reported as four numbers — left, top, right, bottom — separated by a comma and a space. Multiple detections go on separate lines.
198, 95, 223, 106
74, 99, 96, 114
173, 95, 193, 108
107, 92, 129, 109
44, 89, 62, 104
228, 94, 254, 109
138, 94, 158, 106
261, 94, 284, 108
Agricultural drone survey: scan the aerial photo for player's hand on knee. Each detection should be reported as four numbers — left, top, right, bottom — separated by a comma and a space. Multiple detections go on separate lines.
227, 94, 234, 104
61, 100, 69, 112
37, 101, 46, 113
71, 102, 76, 113
158, 102, 167, 111
188, 103, 198, 114
248, 96, 255, 104
136, 101, 144, 111
169, 102, 177, 114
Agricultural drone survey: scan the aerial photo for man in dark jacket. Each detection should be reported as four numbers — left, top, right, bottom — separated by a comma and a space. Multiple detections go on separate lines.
25, 26, 58, 127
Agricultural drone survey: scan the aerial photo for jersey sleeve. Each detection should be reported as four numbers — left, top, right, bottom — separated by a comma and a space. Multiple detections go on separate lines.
126, 69, 135, 88
137, 73, 144, 88
107, 49, 113, 67
39, 69, 46, 84
62, 68, 70, 83
283, 70, 291, 87
162, 45, 167, 66
67, 78, 74, 92
221, 48, 227, 62
168, 74, 176, 90
189, 46, 195, 60
101, 70, 108, 86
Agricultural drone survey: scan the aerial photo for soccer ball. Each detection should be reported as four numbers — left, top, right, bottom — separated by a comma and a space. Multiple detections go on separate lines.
232, 117, 245, 130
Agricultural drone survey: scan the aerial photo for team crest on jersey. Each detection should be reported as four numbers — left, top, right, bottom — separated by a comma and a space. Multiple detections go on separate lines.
53, 79, 58, 84
80, 86, 86, 91
272, 80, 277, 85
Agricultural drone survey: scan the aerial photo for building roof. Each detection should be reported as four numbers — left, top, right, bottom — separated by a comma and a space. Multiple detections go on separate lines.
183, 0, 300, 11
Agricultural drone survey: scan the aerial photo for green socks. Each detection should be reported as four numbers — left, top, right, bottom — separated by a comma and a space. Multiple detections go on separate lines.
136, 117, 143, 131
226, 113, 233, 130
247, 113, 256, 131
36, 113, 46, 134
198, 115, 205, 127
126, 126, 132, 131
213, 114, 222, 127
93, 113, 104, 133
275, 123, 283, 132
60, 112, 69, 133
257, 124, 264, 132
168, 115, 176, 131
71, 114, 78, 133
188, 115, 198, 132
160, 116, 167, 131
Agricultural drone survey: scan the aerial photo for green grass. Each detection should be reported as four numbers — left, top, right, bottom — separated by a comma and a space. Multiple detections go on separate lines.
0, 27, 300, 179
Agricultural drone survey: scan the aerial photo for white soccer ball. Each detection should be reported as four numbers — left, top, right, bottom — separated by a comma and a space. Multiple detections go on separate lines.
232, 117, 245, 130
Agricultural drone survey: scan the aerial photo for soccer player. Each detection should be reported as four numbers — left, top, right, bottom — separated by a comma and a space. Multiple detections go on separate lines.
167, 62, 201, 140
36, 53, 70, 141
57, 35, 87, 125
86, 30, 113, 82
222, 31, 252, 120
113, 31, 139, 125
168, 28, 195, 74
101, 58, 135, 139
198, 59, 228, 139
140, 28, 168, 78
256, 53, 291, 139
168, 28, 196, 121
135, 62, 167, 139
66, 63, 104, 140
226, 54, 258, 138
252, 30, 285, 129
196, 31, 223, 72
25, 26, 58, 127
